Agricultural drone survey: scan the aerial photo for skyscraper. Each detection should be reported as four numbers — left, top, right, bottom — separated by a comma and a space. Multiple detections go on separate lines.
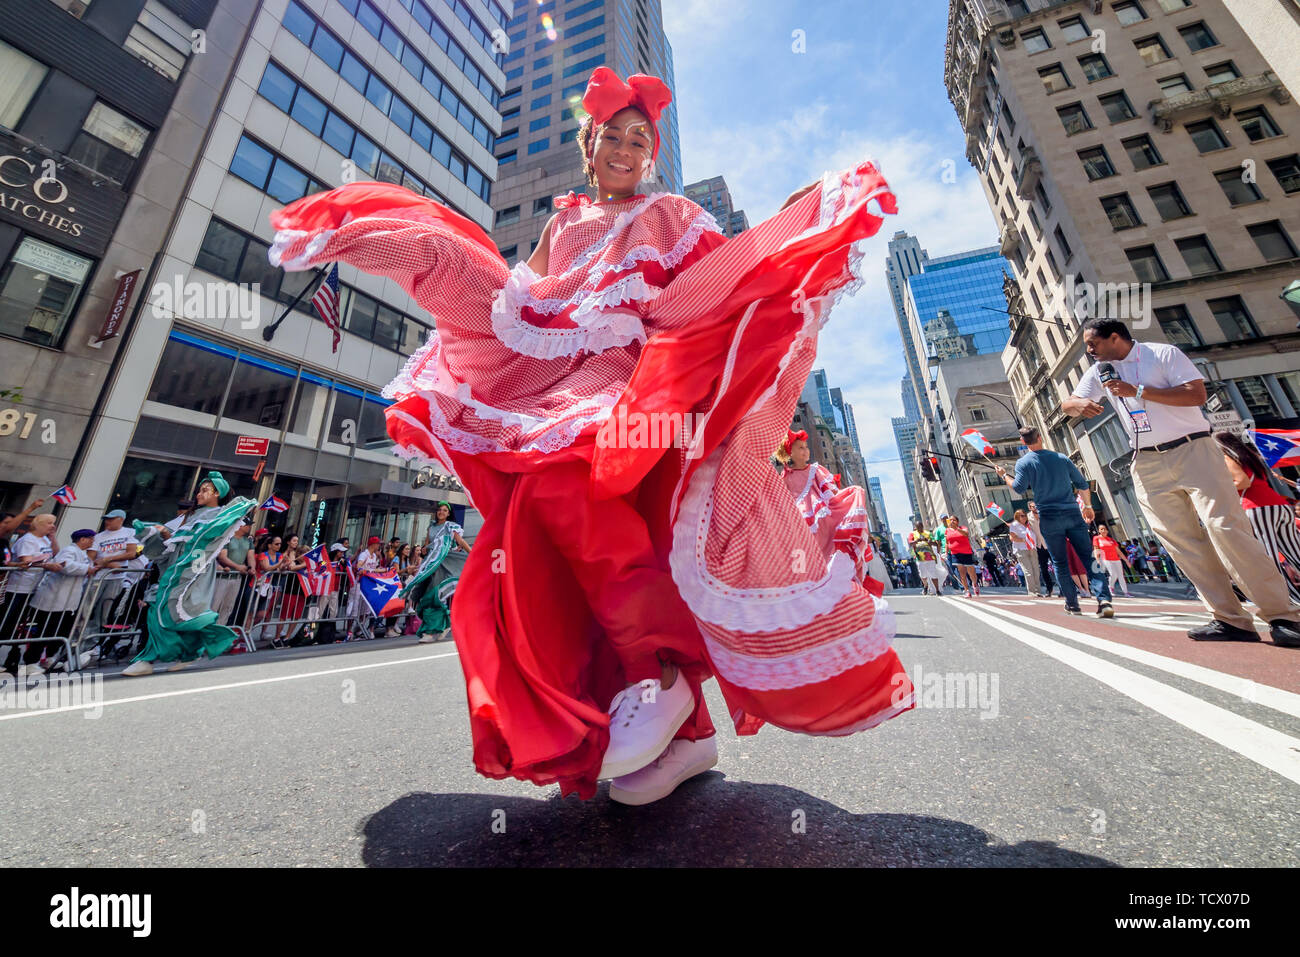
868, 476, 890, 538
489, 0, 683, 266
684, 175, 749, 237
61, 0, 505, 540
886, 231, 931, 420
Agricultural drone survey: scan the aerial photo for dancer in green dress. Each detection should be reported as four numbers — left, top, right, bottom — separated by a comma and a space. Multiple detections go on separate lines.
121, 471, 256, 675
406, 502, 471, 643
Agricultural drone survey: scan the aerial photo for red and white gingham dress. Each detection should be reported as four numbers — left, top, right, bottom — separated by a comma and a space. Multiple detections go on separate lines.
784, 463, 877, 592
270, 162, 913, 798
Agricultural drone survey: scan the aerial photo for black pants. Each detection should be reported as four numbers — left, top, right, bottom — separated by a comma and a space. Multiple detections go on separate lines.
1036, 547, 1055, 596
2, 592, 36, 671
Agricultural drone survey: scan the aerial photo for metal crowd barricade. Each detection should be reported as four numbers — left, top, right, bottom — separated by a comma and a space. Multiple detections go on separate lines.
239, 567, 382, 650
64, 567, 152, 670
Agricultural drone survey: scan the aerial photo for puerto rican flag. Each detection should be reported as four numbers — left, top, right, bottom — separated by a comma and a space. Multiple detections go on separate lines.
986, 502, 1004, 519
259, 495, 289, 513
51, 485, 76, 505
297, 543, 336, 597
1251, 429, 1300, 469
960, 428, 994, 456
341, 555, 358, 589
359, 571, 403, 616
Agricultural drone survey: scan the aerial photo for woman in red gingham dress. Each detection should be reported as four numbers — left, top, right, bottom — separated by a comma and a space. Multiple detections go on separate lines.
270, 67, 912, 804
775, 429, 880, 594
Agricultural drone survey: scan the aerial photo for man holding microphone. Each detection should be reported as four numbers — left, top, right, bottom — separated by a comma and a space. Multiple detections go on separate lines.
1061, 318, 1300, 647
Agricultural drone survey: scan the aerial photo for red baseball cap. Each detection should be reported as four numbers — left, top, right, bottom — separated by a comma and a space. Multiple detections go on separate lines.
368, 536, 381, 545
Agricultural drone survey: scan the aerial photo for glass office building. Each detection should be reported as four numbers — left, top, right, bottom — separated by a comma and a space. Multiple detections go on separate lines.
907, 247, 1013, 357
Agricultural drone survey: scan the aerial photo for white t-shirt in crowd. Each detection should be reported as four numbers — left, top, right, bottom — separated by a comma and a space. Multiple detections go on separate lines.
1073, 341, 1210, 449
1007, 520, 1035, 550
7, 533, 53, 594
92, 527, 142, 579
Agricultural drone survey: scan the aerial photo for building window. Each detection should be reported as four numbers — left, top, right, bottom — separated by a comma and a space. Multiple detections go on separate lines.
1187, 119, 1229, 152
124, 0, 194, 80
1001, 100, 1015, 132
496, 149, 516, 165
1006, 0, 1029, 15
0, 236, 93, 348
1077, 53, 1114, 82
1099, 91, 1137, 123
1122, 134, 1164, 169
1057, 102, 1092, 134
1234, 376, 1279, 417
529, 116, 550, 132
560, 127, 578, 143
147, 333, 236, 416
1207, 297, 1258, 340
533, 196, 552, 216
1215, 168, 1263, 206
1054, 225, 1074, 262
1179, 22, 1218, 52
0, 40, 48, 129
1079, 145, 1116, 180
1157, 0, 1190, 10
499, 245, 517, 261
1175, 235, 1222, 276
531, 93, 551, 110
1101, 193, 1142, 230
1158, 74, 1193, 97
1266, 154, 1300, 194
1205, 61, 1241, 85
1113, 1, 1148, 26
1236, 107, 1281, 142
1154, 305, 1201, 348
1126, 245, 1170, 283
1022, 28, 1051, 54
1247, 220, 1298, 262
1034, 181, 1052, 214
1058, 16, 1090, 43
528, 138, 549, 154
495, 205, 520, 227
968, 405, 989, 423
66, 102, 149, 185
1148, 182, 1193, 220
1038, 64, 1071, 94
1133, 35, 1172, 66
532, 74, 553, 89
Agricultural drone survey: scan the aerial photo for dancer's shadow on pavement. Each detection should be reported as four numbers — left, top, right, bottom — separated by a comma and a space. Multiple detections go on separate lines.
361, 777, 1117, 867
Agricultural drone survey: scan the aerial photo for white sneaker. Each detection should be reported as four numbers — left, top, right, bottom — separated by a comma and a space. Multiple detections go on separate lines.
609, 736, 719, 806
77, 648, 100, 669
597, 675, 694, 780
417, 632, 437, 644
121, 660, 154, 677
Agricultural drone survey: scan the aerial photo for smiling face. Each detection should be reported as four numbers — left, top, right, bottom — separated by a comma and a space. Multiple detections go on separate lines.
196, 482, 219, 508
435, 504, 451, 523
591, 107, 654, 196
790, 439, 811, 469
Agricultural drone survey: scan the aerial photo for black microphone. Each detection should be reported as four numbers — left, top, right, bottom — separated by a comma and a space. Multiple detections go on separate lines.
1096, 361, 1131, 410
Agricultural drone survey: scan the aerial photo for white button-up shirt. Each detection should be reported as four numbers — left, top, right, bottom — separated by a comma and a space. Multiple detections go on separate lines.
1073, 341, 1209, 449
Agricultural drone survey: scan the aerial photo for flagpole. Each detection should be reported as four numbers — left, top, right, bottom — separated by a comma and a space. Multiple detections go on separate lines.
263, 265, 328, 342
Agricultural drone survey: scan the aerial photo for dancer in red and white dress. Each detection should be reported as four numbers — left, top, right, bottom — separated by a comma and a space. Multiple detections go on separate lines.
775, 429, 881, 595
270, 67, 912, 805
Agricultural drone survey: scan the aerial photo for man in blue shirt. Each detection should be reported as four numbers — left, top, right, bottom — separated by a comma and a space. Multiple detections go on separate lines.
996, 427, 1113, 617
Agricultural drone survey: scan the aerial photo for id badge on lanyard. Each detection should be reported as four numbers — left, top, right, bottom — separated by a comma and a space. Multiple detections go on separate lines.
1123, 348, 1152, 435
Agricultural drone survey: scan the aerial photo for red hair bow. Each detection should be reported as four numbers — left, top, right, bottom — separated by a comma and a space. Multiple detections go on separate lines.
782, 429, 808, 455
552, 191, 592, 210
582, 66, 672, 160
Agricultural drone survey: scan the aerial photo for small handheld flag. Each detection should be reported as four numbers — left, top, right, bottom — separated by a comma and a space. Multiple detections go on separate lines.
359, 571, 403, 616
1251, 429, 1300, 469
986, 502, 1004, 519
259, 495, 289, 513
960, 429, 995, 457
298, 543, 336, 597
51, 485, 76, 505
312, 263, 341, 353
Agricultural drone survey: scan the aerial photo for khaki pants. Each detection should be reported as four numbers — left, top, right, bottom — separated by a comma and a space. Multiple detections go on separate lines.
1131, 435, 1300, 630
1015, 548, 1039, 596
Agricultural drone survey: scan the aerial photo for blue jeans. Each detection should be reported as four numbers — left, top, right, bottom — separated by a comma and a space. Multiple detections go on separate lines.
1038, 509, 1112, 608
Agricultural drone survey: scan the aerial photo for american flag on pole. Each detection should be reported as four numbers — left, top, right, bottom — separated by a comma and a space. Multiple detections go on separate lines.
312, 263, 341, 353
51, 485, 76, 505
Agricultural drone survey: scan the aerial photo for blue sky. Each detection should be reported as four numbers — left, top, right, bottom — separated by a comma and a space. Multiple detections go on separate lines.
663, 0, 1003, 535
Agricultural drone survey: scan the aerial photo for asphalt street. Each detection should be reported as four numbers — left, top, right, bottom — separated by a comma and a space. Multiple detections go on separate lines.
2, 587, 1296, 867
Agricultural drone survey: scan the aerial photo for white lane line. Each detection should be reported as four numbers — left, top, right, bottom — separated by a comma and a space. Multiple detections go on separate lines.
966, 599, 1300, 719
942, 599, 1300, 787
0, 650, 461, 721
